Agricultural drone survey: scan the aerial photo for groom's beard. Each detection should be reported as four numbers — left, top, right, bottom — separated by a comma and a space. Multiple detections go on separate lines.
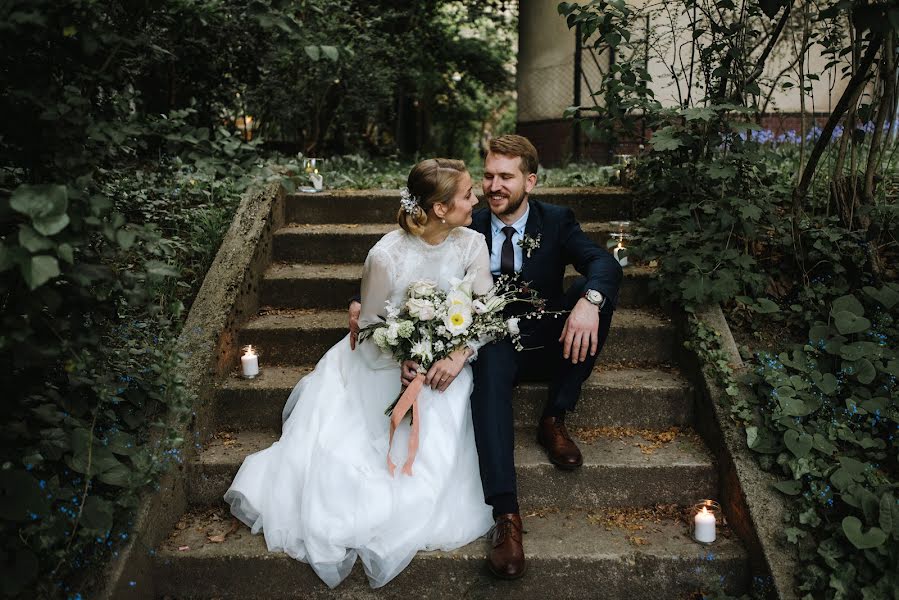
491, 188, 527, 217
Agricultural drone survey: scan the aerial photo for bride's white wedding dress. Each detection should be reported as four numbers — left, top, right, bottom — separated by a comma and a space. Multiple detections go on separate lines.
224, 226, 494, 589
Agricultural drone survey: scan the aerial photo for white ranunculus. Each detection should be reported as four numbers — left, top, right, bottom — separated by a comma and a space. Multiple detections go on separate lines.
406, 297, 436, 321
444, 306, 472, 336
409, 280, 438, 298
506, 317, 520, 336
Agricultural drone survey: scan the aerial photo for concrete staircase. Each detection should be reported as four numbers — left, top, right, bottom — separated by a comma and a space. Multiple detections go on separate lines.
151, 189, 751, 598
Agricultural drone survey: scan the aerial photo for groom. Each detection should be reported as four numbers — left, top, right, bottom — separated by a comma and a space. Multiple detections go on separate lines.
349, 135, 622, 579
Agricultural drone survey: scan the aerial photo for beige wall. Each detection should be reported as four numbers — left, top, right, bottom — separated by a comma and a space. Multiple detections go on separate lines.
518, 0, 852, 122
518, 1, 577, 121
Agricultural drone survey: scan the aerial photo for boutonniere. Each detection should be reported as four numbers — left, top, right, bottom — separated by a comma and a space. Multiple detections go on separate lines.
518, 233, 541, 258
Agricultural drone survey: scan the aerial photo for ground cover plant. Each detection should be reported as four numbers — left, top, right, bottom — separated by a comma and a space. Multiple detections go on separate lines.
560, 0, 898, 597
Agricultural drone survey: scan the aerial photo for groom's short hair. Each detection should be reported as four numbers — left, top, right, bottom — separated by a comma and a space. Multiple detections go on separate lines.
489, 135, 538, 177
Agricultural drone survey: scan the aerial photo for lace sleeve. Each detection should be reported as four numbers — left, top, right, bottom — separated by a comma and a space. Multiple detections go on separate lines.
465, 235, 495, 362
359, 247, 392, 329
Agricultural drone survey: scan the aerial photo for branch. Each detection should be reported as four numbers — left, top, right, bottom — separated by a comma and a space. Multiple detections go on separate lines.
793, 33, 884, 208
744, 0, 794, 89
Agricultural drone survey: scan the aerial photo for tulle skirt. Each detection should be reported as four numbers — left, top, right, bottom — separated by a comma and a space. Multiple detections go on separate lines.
224, 335, 493, 588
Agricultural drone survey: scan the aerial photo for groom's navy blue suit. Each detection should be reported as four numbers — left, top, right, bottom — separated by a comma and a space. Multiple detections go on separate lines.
467, 199, 622, 504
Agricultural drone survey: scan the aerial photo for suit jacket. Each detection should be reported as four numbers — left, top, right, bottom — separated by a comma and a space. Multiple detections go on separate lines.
469, 199, 622, 313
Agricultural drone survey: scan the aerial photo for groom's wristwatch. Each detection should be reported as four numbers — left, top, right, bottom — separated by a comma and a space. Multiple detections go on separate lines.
582, 289, 605, 309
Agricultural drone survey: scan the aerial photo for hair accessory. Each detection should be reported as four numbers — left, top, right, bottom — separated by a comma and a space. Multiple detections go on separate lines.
400, 187, 420, 214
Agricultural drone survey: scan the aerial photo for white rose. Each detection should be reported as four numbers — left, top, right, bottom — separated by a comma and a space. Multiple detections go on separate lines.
406, 297, 436, 321
409, 280, 438, 298
506, 317, 520, 336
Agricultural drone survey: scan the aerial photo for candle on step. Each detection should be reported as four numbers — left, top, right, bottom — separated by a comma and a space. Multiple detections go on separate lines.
310, 169, 323, 190
241, 345, 259, 378
693, 502, 717, 543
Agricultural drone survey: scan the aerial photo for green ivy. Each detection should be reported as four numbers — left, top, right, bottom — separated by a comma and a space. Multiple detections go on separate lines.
740, 287, 898, 598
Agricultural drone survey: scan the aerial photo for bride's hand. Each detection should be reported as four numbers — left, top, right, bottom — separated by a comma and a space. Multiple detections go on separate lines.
425, 348, 472, 392
401, 360, 420, 387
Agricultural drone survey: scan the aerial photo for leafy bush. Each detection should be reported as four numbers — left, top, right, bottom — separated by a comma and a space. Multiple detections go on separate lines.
740, 287, 898, 598
630, 105, 785, 309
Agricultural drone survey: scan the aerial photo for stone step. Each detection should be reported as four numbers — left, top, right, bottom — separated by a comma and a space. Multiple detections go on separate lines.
261, 262, 655, 309
237, 308, 676, 367
186, 429, 716, 508
213, 366, 693, 432
154, 505, 749, 599
285, 187, 634, 225
272, 222, 619, 264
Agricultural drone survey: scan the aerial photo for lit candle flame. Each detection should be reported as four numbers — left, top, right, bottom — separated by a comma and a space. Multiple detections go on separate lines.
243, 345, 256, 356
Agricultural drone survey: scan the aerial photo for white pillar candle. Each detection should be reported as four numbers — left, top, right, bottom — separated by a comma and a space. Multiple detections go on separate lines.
694, 506, 716, 543
241, 346, 259, 378
310, 171, 323, 190
613, 242, 628, 267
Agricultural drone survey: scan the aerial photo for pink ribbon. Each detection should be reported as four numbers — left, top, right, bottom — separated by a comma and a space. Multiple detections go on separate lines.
387, 373, 423, 477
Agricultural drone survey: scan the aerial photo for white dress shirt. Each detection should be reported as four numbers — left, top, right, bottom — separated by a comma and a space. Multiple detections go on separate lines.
489, 205, 530, 276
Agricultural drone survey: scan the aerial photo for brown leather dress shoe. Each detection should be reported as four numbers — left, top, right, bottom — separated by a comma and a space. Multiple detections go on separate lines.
488, 513, 526, 579
537, 415, 583, 470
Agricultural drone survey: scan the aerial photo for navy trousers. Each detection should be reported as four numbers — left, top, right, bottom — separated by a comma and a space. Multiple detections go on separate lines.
470, 278, 614, 502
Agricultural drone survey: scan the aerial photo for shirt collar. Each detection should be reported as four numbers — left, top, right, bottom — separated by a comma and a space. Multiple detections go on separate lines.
490, 204, 530, 236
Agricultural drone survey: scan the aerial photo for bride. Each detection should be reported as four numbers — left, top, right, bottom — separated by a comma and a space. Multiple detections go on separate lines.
224, 158, 494, 588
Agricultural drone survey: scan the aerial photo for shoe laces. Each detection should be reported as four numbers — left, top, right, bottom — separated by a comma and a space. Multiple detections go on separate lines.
490, 516, 522, 545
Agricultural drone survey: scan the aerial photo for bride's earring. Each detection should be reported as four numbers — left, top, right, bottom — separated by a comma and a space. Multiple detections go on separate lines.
441, 218, 446, 224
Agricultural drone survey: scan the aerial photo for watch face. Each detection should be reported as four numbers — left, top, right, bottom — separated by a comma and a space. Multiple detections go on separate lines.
586, 290, 603, 304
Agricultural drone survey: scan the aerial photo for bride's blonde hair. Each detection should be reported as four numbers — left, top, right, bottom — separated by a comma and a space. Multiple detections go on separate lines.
398, 158, 468, 236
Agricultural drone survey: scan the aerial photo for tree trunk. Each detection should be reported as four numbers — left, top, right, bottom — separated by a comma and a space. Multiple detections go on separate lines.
792, 33, 883, 210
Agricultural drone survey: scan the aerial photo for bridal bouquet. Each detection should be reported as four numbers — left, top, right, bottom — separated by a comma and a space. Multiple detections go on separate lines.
358, 272, 546, 476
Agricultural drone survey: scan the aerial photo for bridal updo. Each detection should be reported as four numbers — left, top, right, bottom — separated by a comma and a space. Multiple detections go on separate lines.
398, 158, 468, 236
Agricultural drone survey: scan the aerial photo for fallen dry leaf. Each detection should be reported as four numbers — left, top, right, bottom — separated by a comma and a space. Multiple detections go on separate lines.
523, 506, 561, 519
177, 545, 190, 552
207, 534, 226, 543
627, 535, 649, 546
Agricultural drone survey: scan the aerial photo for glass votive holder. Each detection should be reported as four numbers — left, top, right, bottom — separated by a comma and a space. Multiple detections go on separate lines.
692, 500, 720, 544
241, 345, 260, 379
299, 157, 324, 193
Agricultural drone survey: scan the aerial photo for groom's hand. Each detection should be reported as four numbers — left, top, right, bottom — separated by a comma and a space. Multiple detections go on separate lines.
348, 300, 361, 350
559, 298, 600, 363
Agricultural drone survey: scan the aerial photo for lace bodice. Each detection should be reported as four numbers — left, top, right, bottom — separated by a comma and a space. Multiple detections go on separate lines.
359, 227, 492, 329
